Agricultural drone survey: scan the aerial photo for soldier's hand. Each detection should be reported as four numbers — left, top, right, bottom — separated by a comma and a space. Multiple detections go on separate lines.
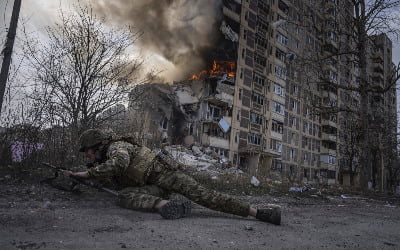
62, 170, 73, 177
71, 171, 89, 179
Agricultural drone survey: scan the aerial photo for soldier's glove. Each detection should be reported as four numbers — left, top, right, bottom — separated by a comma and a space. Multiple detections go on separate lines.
61, 170, 73, 177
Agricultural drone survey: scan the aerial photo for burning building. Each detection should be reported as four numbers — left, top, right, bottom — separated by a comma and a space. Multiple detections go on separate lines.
125, 0, 396, 187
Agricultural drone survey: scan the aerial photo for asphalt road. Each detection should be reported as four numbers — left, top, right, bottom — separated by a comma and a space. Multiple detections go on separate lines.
0, 179, 399, 250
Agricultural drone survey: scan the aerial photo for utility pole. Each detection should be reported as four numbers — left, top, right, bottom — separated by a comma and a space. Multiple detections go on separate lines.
0, 0, 22, 115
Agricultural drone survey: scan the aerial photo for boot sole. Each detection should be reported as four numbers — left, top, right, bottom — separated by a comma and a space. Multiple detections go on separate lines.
159, 200, 192, 219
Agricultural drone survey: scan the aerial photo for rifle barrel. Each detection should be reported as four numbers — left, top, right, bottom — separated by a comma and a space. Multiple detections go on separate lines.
41, 162, 119, 197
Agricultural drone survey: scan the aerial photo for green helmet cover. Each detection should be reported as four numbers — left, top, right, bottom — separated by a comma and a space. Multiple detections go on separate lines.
79, 129, 108, 152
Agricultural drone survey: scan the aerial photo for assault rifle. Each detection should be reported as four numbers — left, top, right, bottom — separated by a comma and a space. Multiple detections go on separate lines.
41, 162, 118, 196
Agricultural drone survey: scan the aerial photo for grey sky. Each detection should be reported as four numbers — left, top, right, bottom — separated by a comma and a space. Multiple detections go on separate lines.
1, 0, 400, 80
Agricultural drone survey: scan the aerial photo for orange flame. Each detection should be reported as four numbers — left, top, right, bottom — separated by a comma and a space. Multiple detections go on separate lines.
189, 60, 236, 80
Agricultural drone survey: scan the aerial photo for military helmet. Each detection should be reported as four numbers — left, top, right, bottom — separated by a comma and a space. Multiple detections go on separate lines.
79, 129, 109, 152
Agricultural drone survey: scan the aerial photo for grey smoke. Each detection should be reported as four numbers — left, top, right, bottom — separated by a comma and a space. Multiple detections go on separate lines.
92, 0, 223, 81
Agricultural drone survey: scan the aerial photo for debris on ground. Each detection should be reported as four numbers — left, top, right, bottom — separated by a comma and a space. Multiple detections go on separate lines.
162, 145, 244, 176
340, 194, 368, 200
384, 202, 396, 208
251, 176, 260, 187
289, 183, 312, 193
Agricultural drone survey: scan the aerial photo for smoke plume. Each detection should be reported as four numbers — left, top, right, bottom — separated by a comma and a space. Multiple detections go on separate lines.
92, 0, 222, 82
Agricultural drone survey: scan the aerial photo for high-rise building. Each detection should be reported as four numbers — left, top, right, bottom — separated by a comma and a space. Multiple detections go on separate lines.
127, 0, 396, 188
221, 0, 396, 186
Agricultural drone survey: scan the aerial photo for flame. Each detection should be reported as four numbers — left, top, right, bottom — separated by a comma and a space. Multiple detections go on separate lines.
189, 60, 236, 80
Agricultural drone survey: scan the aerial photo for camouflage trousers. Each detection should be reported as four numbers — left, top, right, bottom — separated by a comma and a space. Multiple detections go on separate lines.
117, 169, 250, 217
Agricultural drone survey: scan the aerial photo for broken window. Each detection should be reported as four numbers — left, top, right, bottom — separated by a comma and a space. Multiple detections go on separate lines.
206, 123, 229, 139
159, 117, 168, 130
271, 159, 282, 171
207, 104, 222, 119
188, 123, 194, 135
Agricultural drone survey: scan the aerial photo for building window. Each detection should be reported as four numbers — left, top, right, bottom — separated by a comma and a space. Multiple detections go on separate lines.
326, 31, 337, 41
291, 99, 299, 112
255, 33, 268, 48
253, 72, 265, 85
248, 133, 262, 145
270, 139, 282, 152
271, 119, 283, 134
273, 101, 285, 115
271, 159, 282, 171
257, 16, 269, 32
328, 155, 336, 165
293, 84, 299, 94
188, 123, 194, 135
250, 112, 263, 125
276, 32, 288, 46
207, 104, 221, 119
274, 83, 286, 97
159, 117, 168, 130
291, 116, 297, 127
252, 92, 264, 105
254, 53, 267, 67
290, 148, 296, 159
275, 48, 286, 61
274, 65, 287, 80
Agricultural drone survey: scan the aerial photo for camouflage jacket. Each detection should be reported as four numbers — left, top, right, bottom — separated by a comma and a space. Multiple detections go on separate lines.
87, 141, 156, 187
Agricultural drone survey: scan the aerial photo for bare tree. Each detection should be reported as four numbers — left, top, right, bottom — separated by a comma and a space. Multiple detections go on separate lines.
22, 4, 151, 135
338, 115, 362, 186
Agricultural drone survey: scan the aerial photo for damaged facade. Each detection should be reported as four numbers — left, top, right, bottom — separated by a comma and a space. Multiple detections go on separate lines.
127, 0, 396, 187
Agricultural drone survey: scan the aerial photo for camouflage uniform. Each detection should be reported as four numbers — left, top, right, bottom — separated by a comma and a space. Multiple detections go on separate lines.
87, 141, 250, 217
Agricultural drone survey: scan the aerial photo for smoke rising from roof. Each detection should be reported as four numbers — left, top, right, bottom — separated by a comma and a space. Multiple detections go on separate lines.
92, 0, 222, 82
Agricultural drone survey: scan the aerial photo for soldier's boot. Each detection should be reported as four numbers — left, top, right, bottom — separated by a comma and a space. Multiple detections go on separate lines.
159, 200, 192, 219
256, 204, 281, 225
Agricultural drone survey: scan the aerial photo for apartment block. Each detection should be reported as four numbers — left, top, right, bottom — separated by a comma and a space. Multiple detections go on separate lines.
126, 0, 395, 187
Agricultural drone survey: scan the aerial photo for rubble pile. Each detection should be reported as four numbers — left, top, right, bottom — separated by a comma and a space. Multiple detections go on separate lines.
162, 145, 244, 176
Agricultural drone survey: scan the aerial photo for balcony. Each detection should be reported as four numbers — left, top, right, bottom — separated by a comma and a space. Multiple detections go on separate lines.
320, 147, 336, 156
322, 132, 337, 142
321, 119, 337, 128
